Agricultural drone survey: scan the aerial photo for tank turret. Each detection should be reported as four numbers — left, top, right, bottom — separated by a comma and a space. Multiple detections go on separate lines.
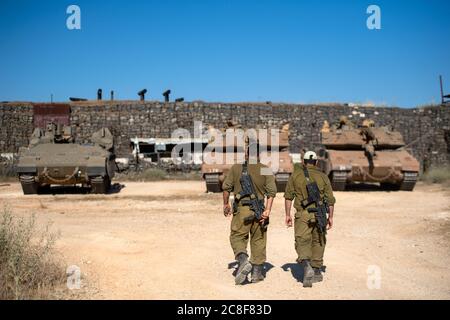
317, 119, 420, 191
201, 123, 293, 192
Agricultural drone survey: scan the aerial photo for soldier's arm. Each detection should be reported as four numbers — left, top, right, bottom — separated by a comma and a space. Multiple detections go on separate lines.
222, 166, 235, 216
261, 196, 274, 222
322, 175, 336, 229
222, 165, 235, 193
327, 205, 334, 230
322, 175, 336, 206
283, 175, 296, 227
261, 173, 276, 219
283, 174, 295, 201
264, 173, 277, 200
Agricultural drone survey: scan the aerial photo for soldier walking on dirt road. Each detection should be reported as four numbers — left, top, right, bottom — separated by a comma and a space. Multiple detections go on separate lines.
284, 151, 336, 288
222, 143, 277, 285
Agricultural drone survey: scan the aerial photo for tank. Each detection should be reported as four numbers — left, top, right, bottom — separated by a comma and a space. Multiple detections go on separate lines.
201, 123, 293, 193
16, 123, 116, 195
316, 118, 420, 191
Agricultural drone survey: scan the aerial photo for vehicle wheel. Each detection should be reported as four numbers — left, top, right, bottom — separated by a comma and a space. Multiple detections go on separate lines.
19, 175, 39, 195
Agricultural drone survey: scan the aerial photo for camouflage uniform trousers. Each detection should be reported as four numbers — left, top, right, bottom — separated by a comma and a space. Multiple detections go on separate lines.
230, 205, 267, 265
294, 209, 325, 269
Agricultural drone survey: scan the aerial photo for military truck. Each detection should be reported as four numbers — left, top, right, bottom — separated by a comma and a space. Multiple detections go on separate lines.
316, 118, 420, 191
17, 123, 116, 194
201, 124, 293, 193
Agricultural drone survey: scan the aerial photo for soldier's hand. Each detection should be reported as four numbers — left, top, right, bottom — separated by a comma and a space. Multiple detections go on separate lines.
259, 210, 270, 223
223, 204, 232, 217
327, 217, 333, 230
285, 215, 293, 227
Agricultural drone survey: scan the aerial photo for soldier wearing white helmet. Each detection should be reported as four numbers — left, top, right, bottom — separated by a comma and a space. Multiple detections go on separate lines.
284, 150, 336, 288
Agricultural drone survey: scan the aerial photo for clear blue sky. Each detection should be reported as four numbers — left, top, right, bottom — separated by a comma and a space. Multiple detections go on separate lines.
0, 0, 449, 107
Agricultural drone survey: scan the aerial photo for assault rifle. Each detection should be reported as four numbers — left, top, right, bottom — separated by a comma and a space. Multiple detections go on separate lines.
301, 166, 329, 245
233, 162, 268, 229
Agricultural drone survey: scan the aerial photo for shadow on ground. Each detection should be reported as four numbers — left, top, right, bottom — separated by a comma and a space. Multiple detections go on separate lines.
345, 183, 394, 192
228, 261, 275, 285
281, 263, 326, 283
38, 183, 125, 195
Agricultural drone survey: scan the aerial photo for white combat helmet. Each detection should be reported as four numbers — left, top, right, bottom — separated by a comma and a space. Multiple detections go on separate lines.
303, 151, 317, 161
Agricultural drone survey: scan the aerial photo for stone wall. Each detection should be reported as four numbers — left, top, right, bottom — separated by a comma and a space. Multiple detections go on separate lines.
0, 104, 34, 153
1, 101, 449, 169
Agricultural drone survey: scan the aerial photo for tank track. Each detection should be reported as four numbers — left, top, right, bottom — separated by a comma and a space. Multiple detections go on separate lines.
275, 174, 291, 193
19, 175, 39, 195
91, 176, 110, 194
204, 173, 222, 193
330, 171, 347, 191
399, 172, 418, 191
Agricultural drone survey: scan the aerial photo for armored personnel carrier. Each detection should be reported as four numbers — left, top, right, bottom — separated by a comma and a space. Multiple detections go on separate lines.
17, 123, 116, 194
316, 118, 420, 191
201, 124, 293, 193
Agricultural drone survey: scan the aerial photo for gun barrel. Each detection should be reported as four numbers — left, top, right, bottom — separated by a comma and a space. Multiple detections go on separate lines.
69, 97, 88, 102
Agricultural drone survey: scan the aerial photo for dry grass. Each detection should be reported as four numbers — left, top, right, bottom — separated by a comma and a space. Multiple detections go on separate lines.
0, 161, 16, 182
117, 168, 202, 182
166, 171, 202, 181
422, 166, 450, 186
117, 168, 167, 181
0, 206, 65, 300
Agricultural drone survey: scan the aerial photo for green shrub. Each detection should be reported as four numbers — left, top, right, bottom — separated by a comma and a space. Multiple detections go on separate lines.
140, 168, 167, 181
0, 206, 65, 299
422, 166, 450, 184
166, 171, 203, 181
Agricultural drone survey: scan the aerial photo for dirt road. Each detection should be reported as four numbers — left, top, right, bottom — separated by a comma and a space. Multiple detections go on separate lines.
1, 181, 449, 299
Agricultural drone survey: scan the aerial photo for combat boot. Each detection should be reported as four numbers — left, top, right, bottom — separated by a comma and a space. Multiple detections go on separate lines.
300, 259, 314, 288
313, 267, 323, 283
235, 253, 252, 285
251, 264, 265, 283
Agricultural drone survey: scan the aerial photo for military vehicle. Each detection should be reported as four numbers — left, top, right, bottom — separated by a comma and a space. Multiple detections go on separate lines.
201, 124, 293, 193
316, 118, 420, 191
17, 123, 116, 194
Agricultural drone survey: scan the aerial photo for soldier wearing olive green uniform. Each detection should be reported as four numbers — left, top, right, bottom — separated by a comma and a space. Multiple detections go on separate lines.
284, 151, 336, 287
223, 148, 277, 285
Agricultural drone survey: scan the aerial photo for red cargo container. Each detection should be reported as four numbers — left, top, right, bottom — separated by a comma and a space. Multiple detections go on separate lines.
33, 104, 71, 128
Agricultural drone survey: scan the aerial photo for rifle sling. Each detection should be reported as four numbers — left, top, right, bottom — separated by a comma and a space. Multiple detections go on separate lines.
301, 166, 314, 209
235, 162, 259, 204
302, 166, 311, 180
301, 166, 326, 210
